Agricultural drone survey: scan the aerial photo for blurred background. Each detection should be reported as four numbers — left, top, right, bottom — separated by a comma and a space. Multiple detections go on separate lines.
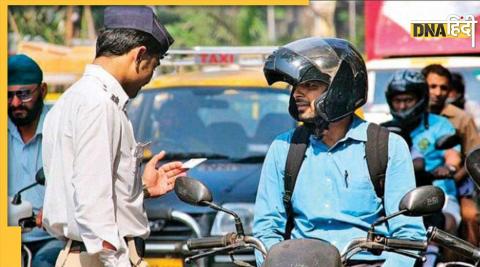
8, 3, 364, 51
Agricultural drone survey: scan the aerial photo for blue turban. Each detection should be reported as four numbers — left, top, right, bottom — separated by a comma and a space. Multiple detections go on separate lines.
8, 54, 43, 86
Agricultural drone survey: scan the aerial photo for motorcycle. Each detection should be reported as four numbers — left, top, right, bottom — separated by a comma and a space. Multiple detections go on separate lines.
171, 139, 480, 267
173, 176, 449, 266
8, 168, 45, 267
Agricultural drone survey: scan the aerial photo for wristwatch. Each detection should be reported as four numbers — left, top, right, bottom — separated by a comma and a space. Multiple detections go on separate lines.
446, 165, 457, 176
143, 184, 151, 199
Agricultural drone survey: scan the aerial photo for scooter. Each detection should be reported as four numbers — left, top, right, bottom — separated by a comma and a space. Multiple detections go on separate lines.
174, 175, 450, 266
8, 168, 45, 267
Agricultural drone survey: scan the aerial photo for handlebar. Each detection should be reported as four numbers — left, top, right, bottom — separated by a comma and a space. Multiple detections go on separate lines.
385, 238, 428, 251
343, 236, 427, 255
187, 233, 234, 250
19, 216, 37, 232
186, 233, 267, 260
341, 236, 427, 264
427, 227, 480, 262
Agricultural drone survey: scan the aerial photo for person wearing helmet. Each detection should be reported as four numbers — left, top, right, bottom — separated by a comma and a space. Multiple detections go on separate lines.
423, 65, 480, 250
382, 70, 462, 267
253, 38, 425, 267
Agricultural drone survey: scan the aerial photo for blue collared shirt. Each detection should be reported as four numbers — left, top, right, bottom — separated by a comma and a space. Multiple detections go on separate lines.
410, 113, 458, 199
253, 116, 426, 267
8, 106, 52, 242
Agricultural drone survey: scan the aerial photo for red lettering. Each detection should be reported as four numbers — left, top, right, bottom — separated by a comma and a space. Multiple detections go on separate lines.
200, 54, 209, 64
219, 54, 229, 63
209, 54, 218, 64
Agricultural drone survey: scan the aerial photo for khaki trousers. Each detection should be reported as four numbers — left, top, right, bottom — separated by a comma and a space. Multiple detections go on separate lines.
55, 238, 148, 267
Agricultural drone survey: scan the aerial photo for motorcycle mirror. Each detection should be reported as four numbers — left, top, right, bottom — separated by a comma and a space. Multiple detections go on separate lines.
174, 176, 246, 235
11, 170, 44, 205
371, 186, 445, 229
174, 176, 213, 206
35, 168, 46, 186
465, 147, 480, 190
399, 185, 445, 216
435, 134, 460, 150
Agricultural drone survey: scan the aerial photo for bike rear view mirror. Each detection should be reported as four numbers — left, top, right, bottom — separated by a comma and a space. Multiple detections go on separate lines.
35, 168, 46, 186
175, 176, 213, 206
399, 185, 445, 216
372, 185, 445, 229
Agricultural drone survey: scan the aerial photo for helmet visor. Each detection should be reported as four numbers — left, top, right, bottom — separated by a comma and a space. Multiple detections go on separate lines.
264, 38, 341, 86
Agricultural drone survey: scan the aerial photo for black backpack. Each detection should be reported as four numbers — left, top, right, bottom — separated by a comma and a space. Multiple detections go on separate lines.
283, 123, 390, 239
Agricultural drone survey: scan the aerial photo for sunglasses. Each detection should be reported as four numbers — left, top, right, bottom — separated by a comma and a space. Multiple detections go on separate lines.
8, 85, 40, 103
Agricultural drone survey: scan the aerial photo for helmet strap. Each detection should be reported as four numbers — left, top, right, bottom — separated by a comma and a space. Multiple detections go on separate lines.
312, 117, 330, 138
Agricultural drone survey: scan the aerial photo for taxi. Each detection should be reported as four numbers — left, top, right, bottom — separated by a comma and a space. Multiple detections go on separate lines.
44, 92, 62, 109
127, 48, 295, 267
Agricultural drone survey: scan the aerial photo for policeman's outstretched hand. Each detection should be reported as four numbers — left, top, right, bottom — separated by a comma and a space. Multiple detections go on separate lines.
143, 151, 186, 198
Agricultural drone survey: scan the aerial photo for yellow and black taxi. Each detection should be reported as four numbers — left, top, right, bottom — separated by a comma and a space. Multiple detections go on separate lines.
126, 49, 296, 267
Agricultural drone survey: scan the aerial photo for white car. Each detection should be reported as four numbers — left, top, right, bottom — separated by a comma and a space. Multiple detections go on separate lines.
364, 56, 480, 127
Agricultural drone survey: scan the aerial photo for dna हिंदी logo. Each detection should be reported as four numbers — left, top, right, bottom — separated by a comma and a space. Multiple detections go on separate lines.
410, 14, 477, 48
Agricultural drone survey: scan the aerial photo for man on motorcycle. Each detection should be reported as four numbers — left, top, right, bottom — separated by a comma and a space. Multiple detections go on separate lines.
253, 38, 426, 267
41, 6, 186, 267
382, 70, 462, 267
423, 64, 480, 247
8, 54, 65, 267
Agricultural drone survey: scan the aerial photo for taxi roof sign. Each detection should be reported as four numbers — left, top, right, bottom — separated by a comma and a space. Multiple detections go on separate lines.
163, 46, 278, 67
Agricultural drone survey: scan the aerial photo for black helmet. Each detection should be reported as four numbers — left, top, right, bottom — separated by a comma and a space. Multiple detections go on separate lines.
263, 37, 367, 122
385, 70, 429, 127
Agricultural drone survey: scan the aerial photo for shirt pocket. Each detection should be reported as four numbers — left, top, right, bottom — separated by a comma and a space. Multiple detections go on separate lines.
338, 175, 381, 217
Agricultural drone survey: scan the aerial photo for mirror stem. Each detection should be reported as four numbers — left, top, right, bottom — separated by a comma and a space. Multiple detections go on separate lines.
11, 182, 39, 205
371, 210, 407, 229
204, 201, 245, 236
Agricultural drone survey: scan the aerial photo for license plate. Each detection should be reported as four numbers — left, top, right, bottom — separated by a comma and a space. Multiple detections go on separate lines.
145, 258, 184, 267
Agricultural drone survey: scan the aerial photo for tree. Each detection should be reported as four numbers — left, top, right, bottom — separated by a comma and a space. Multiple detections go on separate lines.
9, 6, 67, 44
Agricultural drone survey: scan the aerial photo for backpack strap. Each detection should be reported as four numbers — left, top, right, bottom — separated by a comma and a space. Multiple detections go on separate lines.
283, 125, 311, 240
282, 123, 389, 239
365, 123, 390, 198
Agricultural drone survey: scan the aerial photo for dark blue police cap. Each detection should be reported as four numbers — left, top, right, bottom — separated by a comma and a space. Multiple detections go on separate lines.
104, 6, 174, 55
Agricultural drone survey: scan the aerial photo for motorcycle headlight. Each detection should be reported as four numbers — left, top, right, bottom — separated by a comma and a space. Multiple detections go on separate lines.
210, 203, 255, 236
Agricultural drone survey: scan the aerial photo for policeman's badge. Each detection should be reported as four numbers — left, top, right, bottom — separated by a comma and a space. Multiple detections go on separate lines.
418, 138, 430, 152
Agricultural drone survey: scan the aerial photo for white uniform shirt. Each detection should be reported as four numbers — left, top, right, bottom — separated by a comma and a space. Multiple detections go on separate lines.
42, 64, 149, 257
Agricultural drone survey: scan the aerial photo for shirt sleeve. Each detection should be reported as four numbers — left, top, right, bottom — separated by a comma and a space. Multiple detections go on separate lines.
383, 133, 426, 267
72, 100, 121, 254
253, 137, 289, 266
